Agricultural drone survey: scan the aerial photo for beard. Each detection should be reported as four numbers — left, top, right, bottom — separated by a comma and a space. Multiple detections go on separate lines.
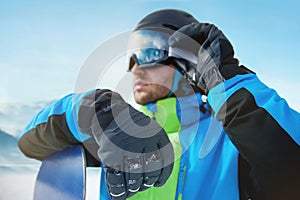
133, 83, 170, 105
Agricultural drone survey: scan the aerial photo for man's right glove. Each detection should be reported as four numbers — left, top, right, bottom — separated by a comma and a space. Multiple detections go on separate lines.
168, 22, 253, 95
78, 89, 174, 200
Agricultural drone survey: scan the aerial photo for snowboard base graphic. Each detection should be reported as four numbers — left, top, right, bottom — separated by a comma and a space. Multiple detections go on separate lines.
34, 145, 86, 200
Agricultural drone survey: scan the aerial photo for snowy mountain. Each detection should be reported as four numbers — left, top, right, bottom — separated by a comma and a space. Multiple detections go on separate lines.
0, 129, 39, 167
0, 129, 17, 151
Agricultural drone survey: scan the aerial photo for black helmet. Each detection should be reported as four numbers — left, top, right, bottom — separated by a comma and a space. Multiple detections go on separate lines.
127, 9, 199, 71
134, 9, 199, 31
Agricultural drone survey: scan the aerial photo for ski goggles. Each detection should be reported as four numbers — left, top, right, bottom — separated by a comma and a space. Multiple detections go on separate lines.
127, 29, 172, 71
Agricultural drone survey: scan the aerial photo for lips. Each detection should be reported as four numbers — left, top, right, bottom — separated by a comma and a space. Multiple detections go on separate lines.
134, 80, 148, 92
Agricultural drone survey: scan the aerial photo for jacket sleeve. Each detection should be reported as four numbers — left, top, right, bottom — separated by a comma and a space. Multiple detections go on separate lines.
207, 73, 300, 198
18, 90, 96, 161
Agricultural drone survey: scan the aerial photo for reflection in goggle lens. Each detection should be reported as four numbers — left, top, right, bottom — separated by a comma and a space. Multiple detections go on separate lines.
129, 48, 169, 71
135, 48, 168, 65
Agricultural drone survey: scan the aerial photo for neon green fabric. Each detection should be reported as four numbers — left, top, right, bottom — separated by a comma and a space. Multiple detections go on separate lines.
128, 98, 182, 200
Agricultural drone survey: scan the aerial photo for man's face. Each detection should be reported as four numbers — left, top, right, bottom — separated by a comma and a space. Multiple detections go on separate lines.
131, 63, 175, 105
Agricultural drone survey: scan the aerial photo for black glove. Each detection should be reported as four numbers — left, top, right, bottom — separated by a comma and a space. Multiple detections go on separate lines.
168, 22, 253, 95
78, 89, 174, 200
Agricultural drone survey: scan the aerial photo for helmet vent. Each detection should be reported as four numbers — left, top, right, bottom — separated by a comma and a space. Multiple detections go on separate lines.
161, 24, 179, 31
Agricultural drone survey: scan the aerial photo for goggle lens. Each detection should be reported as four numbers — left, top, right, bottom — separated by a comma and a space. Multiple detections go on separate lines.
128, 48, 169, 71
136, 48, 167, 64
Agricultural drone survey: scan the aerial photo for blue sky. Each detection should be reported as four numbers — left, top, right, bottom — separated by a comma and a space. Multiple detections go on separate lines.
0, 0, 300, 135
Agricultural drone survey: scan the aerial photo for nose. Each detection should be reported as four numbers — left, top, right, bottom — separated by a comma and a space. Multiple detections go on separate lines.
131, 63, 144, 75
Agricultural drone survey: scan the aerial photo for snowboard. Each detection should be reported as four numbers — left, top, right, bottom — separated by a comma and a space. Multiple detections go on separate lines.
34, 145, 86, 200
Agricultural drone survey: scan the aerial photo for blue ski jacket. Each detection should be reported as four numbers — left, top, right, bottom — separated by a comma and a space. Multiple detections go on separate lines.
18, 73, 300, 199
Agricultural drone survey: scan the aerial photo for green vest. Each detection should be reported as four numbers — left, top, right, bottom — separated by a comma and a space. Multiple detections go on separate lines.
129, 98, 183, 200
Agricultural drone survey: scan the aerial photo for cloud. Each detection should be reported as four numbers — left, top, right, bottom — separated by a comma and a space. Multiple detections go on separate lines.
0, 100, 55, 137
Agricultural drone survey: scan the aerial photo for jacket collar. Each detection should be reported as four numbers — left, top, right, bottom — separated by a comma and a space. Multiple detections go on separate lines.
140, 93, 208, 133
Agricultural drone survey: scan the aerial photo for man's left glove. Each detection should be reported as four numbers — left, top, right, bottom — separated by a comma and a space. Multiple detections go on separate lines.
78, 89, 174, 200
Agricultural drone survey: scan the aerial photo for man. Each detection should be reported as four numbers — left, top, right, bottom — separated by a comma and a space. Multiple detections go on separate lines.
18, 9, 300, 200
118, 9, 300, 199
